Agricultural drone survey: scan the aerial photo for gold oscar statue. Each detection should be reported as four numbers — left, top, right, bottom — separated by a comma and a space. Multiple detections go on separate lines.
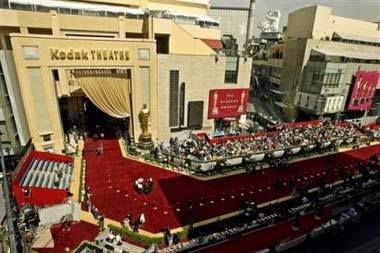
138, 104, 154, 150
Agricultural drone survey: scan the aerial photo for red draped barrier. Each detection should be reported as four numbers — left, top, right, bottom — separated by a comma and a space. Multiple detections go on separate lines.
12, 151, 73, 207
209, 131, 280, 144
197, 120, 352, 145
365, 124, 380, 130
197, 132, 280, 145
279, 120, 321, 128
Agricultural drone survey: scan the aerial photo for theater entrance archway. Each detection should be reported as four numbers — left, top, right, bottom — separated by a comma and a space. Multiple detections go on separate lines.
59, 96, 131, 138
58, 68, 133, 151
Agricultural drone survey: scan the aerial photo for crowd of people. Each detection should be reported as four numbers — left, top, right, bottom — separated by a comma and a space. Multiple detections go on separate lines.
164, 121, 361, 162
85, 186, 105, 231
123, 212, 146, 233
156, 157, 380, 253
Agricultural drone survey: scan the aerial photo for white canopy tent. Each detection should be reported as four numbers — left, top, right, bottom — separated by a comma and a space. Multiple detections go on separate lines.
9, 0, 145, 15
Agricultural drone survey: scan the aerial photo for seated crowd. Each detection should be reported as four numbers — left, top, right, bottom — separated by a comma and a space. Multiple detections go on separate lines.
164, 121, 361, 161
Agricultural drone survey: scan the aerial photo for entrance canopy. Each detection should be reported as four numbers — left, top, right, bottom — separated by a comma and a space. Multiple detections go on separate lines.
72, 69, 131, 118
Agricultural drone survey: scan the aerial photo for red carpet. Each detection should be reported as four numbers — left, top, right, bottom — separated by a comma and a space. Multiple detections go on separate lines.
35, 221, 99, 253
84, 137, 380, 233
197, 205, 335, 253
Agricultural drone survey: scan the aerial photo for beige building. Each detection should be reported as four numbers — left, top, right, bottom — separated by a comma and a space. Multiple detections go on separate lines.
208, 5, 250, 51
255, 5, 380, 122
0, 0, 252, 153
0, 34, 30, 157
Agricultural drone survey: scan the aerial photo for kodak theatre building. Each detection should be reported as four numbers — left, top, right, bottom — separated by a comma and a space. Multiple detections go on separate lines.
0, 0, 252, 153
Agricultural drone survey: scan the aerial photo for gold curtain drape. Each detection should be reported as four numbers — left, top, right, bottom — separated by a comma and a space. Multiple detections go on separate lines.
73, 70, 131, 119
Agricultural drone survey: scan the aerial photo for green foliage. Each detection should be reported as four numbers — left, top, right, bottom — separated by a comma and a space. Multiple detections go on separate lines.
108, 224, 189, 245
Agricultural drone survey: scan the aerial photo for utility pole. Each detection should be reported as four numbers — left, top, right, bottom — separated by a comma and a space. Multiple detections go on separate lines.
0, 132, 18, 252
245, 0, 256, 44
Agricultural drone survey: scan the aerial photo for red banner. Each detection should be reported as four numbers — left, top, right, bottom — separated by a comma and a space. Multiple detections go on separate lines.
208, 88, 249, 119
348, 71, 380, 111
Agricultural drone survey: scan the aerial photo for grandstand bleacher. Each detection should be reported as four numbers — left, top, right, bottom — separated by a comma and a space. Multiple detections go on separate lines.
12, 151, 74, 207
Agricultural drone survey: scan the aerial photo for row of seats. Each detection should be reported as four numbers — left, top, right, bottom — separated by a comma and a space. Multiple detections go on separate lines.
19, 158, 73, 190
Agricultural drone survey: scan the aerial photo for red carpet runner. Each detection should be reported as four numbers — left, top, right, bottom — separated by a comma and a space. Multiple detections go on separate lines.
35, 221, 98, 253
84, 137, 380, 233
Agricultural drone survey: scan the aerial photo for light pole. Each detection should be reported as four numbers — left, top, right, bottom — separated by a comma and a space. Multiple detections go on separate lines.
0, 132, 18, 252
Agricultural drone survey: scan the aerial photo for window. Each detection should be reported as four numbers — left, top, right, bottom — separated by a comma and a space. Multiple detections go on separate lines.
138, 49, 150, 60
10, 3, 33, 11
322, 72, 341, 86
52, 69, 59, 81
188, 101, 203, 129
179, 82, 185, 126
28, 28, 53, 35
36, 5, 58, 12
169, 70, 179, 127
305, 96, 310, 107
23, 46, 39, 59
155, 34, 169, 54
4, 36, 12, 50
9, 117, 17, 134
58, 8, 72, 14
169, 72, 186, 128
225, 57, 239, 83
82, 10, 104, 16
42, 134, 52, 142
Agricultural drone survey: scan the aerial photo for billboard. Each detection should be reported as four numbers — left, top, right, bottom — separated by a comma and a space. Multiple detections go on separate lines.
208, 88, 249, 119
348, 71, 380, 111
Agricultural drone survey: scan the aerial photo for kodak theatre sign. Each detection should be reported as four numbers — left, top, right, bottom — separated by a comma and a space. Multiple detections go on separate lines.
50, 48, 130, 61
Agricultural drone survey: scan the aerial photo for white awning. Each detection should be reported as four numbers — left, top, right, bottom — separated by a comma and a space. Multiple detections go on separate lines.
9, 0, 145, 15
312, 49, 380, 61
177, 0, 210, 5
169, 11, 219, 24
333, 32, 380, 44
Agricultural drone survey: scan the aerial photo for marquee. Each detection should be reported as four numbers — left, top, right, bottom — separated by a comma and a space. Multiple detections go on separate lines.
208, 88, 249, 119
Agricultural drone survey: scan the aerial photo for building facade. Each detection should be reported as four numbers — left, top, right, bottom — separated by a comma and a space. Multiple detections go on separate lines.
254, 5, 380, 122
0, 34, 30, 158
208, 0, 255, 51
0, 0, 252, 153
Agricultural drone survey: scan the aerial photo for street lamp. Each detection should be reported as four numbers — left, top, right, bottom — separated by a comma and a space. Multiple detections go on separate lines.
0, 131, 18, 252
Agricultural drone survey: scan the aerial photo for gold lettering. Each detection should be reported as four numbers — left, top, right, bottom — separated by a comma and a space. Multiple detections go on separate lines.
59, 51, 66, 60
81, 50, 88, 60
50, 48, 130, 61
74, 51, 81, 60
125, 51, 130, 60
90, 50, 96, 60
108, 50, 114, 60
67, 49, 74, 60
96, 50, 102, 60
50, 49, 59, 60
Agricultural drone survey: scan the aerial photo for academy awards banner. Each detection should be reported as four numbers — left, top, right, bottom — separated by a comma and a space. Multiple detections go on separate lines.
208, 88, 249, 119
348, 71, 380, 111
